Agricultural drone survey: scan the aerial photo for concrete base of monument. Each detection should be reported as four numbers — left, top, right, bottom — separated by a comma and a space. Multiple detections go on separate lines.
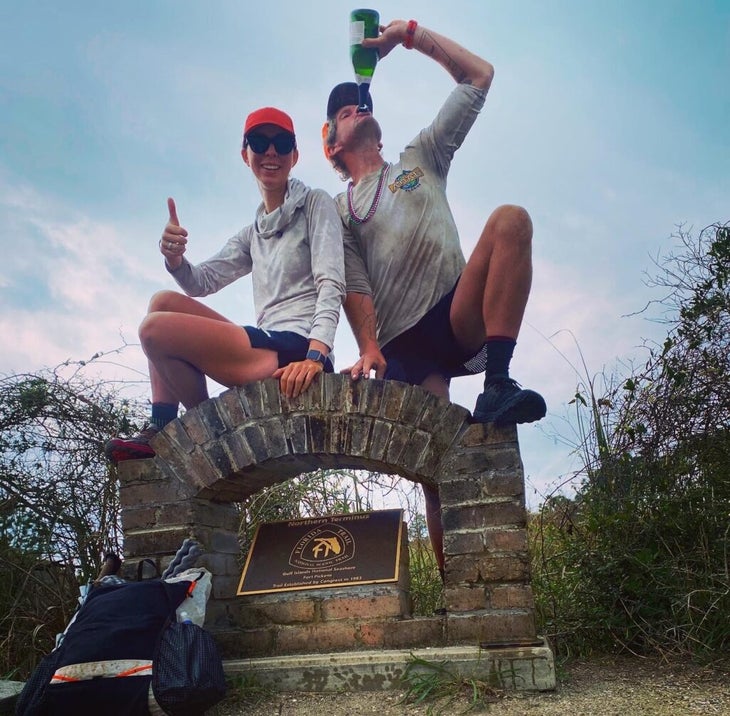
223, 639, 556, 693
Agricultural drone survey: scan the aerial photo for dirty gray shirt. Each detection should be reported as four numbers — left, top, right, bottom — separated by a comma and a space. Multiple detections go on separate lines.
337, 84, 487, 347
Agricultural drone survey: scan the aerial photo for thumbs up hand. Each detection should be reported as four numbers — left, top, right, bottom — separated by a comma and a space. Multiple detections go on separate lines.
160, 197, 188, 268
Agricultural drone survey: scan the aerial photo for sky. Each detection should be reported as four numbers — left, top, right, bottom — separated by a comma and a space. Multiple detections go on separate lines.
1, 1, 728, 508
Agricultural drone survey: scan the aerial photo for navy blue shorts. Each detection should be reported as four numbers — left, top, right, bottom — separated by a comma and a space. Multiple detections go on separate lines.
381, 282, 487, 386
244, 327, 334, 372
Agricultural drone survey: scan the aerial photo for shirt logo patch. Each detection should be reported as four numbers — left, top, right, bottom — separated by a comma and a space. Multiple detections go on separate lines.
388, 167, 424, 193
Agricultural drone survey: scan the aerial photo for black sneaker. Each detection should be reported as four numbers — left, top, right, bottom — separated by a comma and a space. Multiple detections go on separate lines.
472, 375, 546, 425
104, 425, 160, 464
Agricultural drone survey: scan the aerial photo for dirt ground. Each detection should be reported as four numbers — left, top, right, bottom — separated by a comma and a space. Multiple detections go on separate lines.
212, 654, 730, 716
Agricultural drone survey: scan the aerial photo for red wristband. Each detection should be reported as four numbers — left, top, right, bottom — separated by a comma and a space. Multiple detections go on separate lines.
404, 19, 417, 49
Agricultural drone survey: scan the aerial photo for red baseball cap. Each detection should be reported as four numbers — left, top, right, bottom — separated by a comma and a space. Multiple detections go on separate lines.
244, 107, 295, 137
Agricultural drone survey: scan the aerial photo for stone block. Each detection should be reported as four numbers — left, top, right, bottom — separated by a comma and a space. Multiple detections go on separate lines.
439, 471, 525, 501
166, 447, 223, 492
187, 500, 240, 531
446, 610, 537, 644
308, 414, 328, 454
367, 419, 393, 462
203, 440, 235, 477
155, 502, 197, 527
367, 617, 446, 649
180, 408, 212, 445
217, 429, 255, 472
123, 526, 193, 558
439, 445, 522, 475
230, 599, 317, 627
200, 552, 240, 578
443, 528, 528, 556
258, 416, 290, 459
460, 422, 517, 447
276, 622, 358, 654
443, 585, 489, 612
323, 373, 347, 412
216, 387, 251, 426
120, 505, 159, 531
158, 419, 195, 454
398, 429, 431, 476
385, 423, 412, 466
398, 385, 431, 425
441, 501, 526, 531
204, 598, 233, 629
212, 574, 242, 600
344, 415, 373, 457
443, 530, 485, 555
422, 401, 470, 454
357, 378, 385, 416
321, 593, 405, 621
197, 398, 230, 439
119, 478, 188, 509
284, 414, 309, 454
207, 528, 240, 554
326, 413, 346, 454
380, 380, 409, 420
238, 381, 269, 419
489, 584, 536, 610
446, 554, 530, 584
241, 423, 271, 463
215, 627, 276, 659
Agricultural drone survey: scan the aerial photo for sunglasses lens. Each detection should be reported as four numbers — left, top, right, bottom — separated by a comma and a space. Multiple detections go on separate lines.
246, 134, 269, 153
273, 134, 296, 154
246, 133, 296, 155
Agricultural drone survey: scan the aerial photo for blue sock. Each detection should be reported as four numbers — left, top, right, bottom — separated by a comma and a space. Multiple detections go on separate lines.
150, 402, 179, 430
485, 337, 516, 382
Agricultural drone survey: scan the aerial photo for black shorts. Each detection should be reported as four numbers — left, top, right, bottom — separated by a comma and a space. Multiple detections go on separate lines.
381, 282, 487, 386
244, 327, 334, 372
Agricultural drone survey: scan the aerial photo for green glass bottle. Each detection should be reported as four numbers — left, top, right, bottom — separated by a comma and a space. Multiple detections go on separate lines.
349, 8, 379, 111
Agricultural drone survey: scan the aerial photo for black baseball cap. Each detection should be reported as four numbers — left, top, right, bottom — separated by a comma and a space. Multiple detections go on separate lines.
326, 82, 374, 119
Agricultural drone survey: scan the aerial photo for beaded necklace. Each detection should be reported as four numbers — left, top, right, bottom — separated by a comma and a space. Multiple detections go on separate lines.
347, 162, 389, 225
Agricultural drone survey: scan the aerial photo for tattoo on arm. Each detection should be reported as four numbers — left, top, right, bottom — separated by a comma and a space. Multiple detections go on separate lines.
420, 30, 470, 84
346, 295, 378, 343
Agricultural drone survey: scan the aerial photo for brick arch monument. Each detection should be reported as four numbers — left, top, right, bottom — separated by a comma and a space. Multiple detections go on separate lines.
117, 374, 555, 690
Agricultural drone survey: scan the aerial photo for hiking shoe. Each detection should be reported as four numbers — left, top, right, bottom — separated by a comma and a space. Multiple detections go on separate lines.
104, 425, 160, 464
472, 375, 546, 425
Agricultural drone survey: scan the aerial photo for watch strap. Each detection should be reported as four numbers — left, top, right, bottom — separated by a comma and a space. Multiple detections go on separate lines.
306, 349, 327, 367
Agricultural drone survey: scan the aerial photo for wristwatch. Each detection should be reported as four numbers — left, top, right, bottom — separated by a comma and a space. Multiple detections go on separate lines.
306, 349, 327, 367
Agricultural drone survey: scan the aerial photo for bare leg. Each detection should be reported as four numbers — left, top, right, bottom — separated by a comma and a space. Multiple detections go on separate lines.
419, 373, 449, 576
450, 204, 533, 351
139, 290, 278, 409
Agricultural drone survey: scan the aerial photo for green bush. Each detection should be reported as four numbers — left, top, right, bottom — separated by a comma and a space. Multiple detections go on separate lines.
532, 223, 730, 659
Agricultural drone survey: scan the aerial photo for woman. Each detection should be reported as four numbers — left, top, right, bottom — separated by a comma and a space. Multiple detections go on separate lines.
105, 107, 345, 464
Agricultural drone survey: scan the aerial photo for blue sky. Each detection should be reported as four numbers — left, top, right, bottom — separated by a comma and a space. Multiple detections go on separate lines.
1, 1, 728, 506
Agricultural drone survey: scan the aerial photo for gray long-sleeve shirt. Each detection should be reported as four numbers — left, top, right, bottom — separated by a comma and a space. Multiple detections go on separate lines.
337, 84, 487, 347
169, 178, 345, 350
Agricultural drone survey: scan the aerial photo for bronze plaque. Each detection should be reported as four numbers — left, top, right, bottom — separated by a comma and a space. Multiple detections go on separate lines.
237, 509, 403, 595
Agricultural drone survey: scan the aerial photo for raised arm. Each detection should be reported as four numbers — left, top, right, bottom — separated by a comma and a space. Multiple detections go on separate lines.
364, 20, 494, 91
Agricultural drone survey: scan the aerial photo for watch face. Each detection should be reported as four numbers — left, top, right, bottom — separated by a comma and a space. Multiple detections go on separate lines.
307, 350, 325, 364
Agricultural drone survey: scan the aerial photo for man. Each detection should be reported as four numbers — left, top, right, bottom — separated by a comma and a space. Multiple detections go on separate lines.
323, 19, 545, 575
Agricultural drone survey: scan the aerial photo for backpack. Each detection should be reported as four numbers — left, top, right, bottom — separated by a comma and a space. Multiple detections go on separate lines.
16, 574, 226, 716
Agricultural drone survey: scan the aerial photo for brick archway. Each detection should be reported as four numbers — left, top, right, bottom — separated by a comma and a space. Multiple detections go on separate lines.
118, 374, 546, 669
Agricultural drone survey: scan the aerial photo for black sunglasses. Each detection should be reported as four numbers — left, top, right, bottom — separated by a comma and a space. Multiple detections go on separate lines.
245, 132, 296, 155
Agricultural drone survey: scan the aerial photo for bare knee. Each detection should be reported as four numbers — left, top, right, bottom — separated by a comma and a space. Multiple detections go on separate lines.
421, 373, 450, 400
487, 204, 533, 248
147, 289, 184, 313
138, 312, 166, 351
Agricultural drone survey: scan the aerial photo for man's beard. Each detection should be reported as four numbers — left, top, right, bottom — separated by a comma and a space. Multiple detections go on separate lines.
349, 114, 382, 147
